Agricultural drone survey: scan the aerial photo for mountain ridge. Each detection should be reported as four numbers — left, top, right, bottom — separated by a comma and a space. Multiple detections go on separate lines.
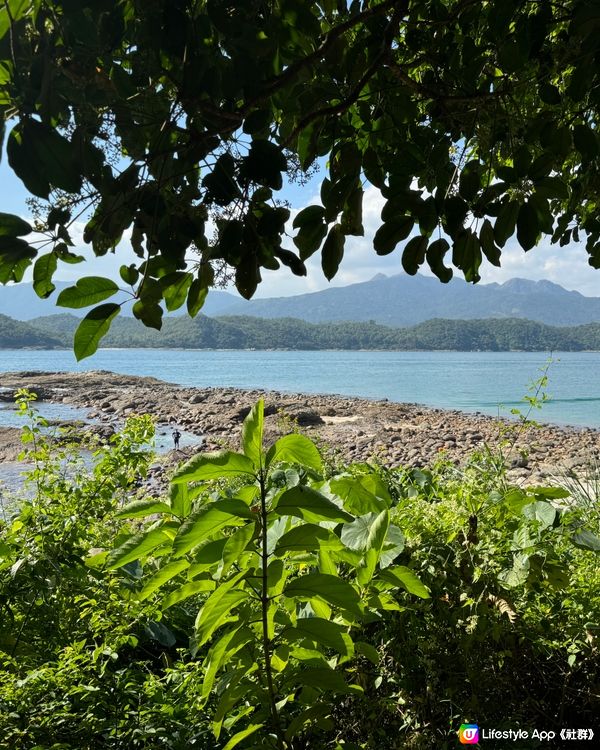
1, 274, 600, 326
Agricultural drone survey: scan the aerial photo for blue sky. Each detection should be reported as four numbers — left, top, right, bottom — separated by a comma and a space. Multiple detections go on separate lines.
1, 144, 599, 298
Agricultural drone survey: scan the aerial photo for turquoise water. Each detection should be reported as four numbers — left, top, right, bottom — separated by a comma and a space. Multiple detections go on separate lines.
0, 349, 599, 427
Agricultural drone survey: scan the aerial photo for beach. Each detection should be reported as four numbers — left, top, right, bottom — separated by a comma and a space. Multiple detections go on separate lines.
1, 370, 599, 485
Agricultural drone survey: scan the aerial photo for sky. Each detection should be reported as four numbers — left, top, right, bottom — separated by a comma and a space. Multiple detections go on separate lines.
1, 148, 599, 299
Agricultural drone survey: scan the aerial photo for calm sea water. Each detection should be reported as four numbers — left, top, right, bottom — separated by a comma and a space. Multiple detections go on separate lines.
0, 349, 599, 427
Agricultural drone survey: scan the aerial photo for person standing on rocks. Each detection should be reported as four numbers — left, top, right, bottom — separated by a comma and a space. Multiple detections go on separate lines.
172, 428, 181, 450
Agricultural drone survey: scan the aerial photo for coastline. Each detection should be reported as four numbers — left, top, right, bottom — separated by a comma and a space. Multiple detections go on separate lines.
1, 370, 599, 485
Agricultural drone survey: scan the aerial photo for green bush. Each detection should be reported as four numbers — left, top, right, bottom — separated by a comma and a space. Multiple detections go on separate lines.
0, 396, 598, 749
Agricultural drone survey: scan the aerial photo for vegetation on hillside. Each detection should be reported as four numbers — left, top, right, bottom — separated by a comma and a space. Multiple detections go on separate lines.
0, 394, 599, 749
5, 312, 600, 352
1, 1, 599, 356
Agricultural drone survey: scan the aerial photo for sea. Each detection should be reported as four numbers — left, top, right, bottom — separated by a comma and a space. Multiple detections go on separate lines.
0, 348, 599, 428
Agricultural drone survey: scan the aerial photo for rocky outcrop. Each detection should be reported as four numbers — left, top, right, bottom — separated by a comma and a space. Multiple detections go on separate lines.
1, 370, 599, 486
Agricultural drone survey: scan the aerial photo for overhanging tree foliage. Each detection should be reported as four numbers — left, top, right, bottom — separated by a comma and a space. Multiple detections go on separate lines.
0, 0, 599, 356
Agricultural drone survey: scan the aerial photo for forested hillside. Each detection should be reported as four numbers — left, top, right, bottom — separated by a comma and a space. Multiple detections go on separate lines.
5, 313, 600, 352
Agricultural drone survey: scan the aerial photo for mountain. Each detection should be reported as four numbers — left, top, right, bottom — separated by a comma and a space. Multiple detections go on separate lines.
0, 283, 238, 320
3, 274, 600, 327
218, 274, 600, 327
0, 314, 63, 348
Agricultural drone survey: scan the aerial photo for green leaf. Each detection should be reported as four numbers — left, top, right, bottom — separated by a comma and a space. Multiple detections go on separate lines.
494, 200, 520, 248
73, 303, 121, 360
0, 236, 36, 283
115, 499, 172, 519
169, 483, 191, 519
373, 216, 413, 255
138, 560, 190, 601
172, 499, 252, 557
571, 529, 600, 552
107, 527, 172, 569
202, 627, 254, 703
356, 641, 380, 665
479, 219, 501, 267
161, 271, 193, 311
379, 525, 405, 568
57, 277, 119, 309
516, 201, 539, 251
162, 578, 216, 609
0, 212, 32, 236
287, 617, 354, 659
274, 486, 353, 523
171, 450, 256, 483
32, 252, 57, 299
534, 176, 569, 200
285, 665, 362, 695
218, 523, 256, 577
222, 725, 264, 750
242, 399, 264, 467
195, 569, 250, 646
426, 238, 452, 282
274, 523, 344, 555
329, 476, 386, 515
573, 124, 599, 161
321, 223, 345, 281
293, 205, 326, 230
378, 565, 430, 598
341, 512, 387, 552
284, 573, 362, 616
522, 501, 556, 529
187, 278, 209, 317
266, 434, 322, 472
401, 235, 427, 275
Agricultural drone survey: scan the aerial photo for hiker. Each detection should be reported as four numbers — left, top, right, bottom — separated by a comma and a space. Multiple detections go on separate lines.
172, 428, 181, 450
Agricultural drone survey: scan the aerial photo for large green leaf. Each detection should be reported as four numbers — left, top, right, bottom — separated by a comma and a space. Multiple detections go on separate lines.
171, 451, 256, 483
242, 399, 264, 467
162, 578, 216, 609
286, 617, 354, 659
73, 303, 120, 360
138, 560, 190, 601
341, 512, 385, 551
221, 724, 264, 750
0, 212, 32, 236
0, 236, 36, 283
115, 499, 172, 519
172, 499, 253, 557
284, 573, 362, 616
107, 527, 172, 569
378, 565, 430, 598
571, 529, 600, 552
57, 277, 119, 309
321, 223, 345, 280
194, 569, 250, 646
32, 252, 57, 299
266, 433, 322, 471
373, 216, 413, 255
169, 483, 191, 519
201, 627, 254, 703
329, 476, 386, 515
274, 523, 344, 555
274, 486, 353, 523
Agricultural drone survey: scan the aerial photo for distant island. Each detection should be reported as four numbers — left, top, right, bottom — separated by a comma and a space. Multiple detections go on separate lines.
3, 312, 600, 352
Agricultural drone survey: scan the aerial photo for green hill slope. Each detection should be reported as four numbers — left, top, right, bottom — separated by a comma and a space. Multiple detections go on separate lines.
14, 314, 600, 352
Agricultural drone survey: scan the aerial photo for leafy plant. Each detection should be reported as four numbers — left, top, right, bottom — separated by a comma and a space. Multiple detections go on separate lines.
106, 400, 429, 749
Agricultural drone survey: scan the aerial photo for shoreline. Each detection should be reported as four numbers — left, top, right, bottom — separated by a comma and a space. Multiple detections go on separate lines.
1, 371, 599, 485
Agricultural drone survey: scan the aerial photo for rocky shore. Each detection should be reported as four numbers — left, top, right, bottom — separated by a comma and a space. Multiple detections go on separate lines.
1, 370, 600, 485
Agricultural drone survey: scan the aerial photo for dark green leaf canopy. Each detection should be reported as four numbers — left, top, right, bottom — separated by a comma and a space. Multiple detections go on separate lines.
1, 0, 599, 354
